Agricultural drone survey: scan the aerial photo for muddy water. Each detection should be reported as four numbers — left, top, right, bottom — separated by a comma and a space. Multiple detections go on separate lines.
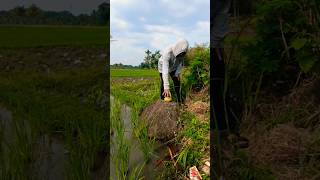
0, 106, 106, 179
0, 107, 13, 146
31, 134, 67, 180
110, 99, 168, 179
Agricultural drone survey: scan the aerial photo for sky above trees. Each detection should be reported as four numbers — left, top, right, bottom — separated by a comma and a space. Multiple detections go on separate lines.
110, 0, 209, 66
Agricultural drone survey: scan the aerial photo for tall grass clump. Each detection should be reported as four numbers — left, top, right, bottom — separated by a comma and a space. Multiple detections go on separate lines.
111, 99, 130, 179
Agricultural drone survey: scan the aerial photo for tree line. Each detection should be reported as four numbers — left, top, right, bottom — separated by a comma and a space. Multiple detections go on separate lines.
110, 50, 161, 69
0, 2, 109, 26
110, 63, 139, 69
139, 50, 161, 69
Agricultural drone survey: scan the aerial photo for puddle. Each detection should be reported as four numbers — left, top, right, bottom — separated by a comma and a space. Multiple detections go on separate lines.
0, 107, 13, 145
32, 134, 67, 180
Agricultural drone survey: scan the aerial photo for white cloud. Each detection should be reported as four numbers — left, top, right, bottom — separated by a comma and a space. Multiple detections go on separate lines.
139, 17, 147, 22
187, 20, 210, 46
145, 25, 183, 36
110, 0, 133, 6
159, 0, 208, 17
110, 8, 130, 31
149, 33, 175, 49
143, 24, 186, 49
110, 38, 145, 66
111, 17, 129, 31
196, 21, 210, 30
111, 0, 151, 12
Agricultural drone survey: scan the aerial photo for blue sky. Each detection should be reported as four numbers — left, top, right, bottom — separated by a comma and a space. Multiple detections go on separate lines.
111, 0, 210, 66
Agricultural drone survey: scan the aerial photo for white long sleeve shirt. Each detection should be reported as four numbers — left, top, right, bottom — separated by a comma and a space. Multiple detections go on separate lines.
158, 38, 189, 90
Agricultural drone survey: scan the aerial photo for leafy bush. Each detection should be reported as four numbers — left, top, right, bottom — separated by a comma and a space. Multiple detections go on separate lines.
183, 45, 210, 92
240, 0, 319, 91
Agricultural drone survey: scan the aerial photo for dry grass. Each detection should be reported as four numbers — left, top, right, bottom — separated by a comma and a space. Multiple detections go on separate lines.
243, 77, 320, 179
186, 101, 209, 122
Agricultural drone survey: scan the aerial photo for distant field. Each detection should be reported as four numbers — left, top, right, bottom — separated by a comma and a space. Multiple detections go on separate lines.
111, 69, 158, 77
0, 25, 108, 48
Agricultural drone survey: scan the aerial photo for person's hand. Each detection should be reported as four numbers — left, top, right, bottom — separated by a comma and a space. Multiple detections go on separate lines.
162, 89, 171, 97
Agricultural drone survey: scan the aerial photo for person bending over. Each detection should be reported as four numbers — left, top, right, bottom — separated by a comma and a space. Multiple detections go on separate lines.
158, 38, 189, 103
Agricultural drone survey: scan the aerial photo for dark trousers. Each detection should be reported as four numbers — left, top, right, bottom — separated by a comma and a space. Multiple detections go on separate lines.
159, 71, 182, 103
211, 48, 227, 131
211, 48, 239, 133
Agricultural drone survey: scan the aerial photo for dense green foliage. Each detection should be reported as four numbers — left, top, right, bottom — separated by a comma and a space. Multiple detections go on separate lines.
239, 0, 319, 91
183, 46, 210, 91
139, 50, 161, 69
222, 0, 320, 179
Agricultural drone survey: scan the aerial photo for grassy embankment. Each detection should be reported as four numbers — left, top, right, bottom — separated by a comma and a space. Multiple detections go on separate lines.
111, 65, 210, 179
215, 17, 320, 179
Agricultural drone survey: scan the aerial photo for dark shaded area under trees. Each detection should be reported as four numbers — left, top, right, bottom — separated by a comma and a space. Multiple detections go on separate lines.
0, 2, 109, 26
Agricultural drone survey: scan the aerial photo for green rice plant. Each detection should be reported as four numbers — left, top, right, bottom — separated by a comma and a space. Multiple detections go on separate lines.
111, 76, 159, 178
131, 103, 155, 162
111, 69, 158, 77
176, 147, 190, 169
127, 162, 145, 180
111, 99, 131, 179
0, 117, 33, 179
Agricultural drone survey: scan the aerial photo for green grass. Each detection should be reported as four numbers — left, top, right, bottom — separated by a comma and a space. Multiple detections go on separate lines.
111, 76, 158, 158
111, 76, 158, 175
0, 25, 108, 48
111, 77, 159, 108
174, 111, 210, 179
111, 69, 158, 77
111, 99, 131, 179
0, 66, 108, 179
111, 74, 210, 179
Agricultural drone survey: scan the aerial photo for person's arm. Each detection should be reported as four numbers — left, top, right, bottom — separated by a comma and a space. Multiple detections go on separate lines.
162, 51, 170, 90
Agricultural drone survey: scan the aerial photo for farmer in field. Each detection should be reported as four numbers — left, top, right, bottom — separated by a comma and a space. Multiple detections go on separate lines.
158, 38, 189, 103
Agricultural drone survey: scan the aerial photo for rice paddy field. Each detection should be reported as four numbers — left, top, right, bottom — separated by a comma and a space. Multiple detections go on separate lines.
0, 25, 108, 179
111, 69, 158, 77
0, 25, 108, 48
111, 68, 210, 179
